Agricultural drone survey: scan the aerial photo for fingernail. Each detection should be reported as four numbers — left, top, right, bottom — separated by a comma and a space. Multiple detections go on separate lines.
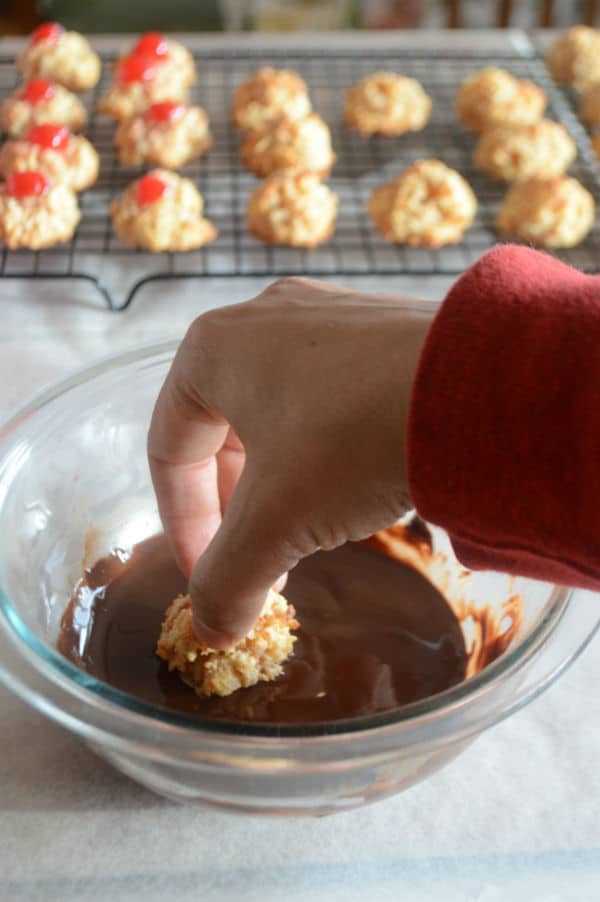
274, 572, 288, 592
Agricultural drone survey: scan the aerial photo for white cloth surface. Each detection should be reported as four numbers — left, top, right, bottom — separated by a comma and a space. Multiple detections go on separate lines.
0, 269, 599, 902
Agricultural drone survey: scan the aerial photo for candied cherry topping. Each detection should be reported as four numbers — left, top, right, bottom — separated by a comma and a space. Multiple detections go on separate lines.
21, 79, 56, 104
118, 54, 156, 84
27, 124, 70, 152
133, 32, 169, 59
30, 22, 64, 45
144, 101, 185, 124
6, 171, 49, 199
135, 174, 168, 205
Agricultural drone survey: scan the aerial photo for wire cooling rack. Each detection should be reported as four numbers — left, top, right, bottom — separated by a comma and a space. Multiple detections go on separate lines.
0, 43, 599, 311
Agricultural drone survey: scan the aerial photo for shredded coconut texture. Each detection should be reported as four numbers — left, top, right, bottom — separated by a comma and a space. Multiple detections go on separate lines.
456, 67, 546, 132
369, 159, 477, 247
156, 589, 299, 698
247, 171, 338, 248
497, 176, 595, 248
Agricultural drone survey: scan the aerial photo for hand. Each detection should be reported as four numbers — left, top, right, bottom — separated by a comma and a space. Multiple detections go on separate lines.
148, 277, 433, 647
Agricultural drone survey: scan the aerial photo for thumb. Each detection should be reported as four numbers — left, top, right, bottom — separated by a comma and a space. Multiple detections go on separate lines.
188, 469, 301, 649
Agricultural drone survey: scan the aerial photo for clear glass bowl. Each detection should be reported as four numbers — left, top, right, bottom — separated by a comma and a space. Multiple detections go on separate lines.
0, 343, 598, 816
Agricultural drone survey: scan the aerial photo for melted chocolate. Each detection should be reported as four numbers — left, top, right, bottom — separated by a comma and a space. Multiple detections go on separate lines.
58, 530, 468, 724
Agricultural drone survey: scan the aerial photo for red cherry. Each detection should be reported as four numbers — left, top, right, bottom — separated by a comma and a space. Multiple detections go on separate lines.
5, 171, 49, 199
133, 31, 169, 59
26, 124, 70, 152
30, 22, 64, 45
135, 174, 168, 206
21, 80, 56, 104
117, 54, 156, 85
144, 101, 185, 124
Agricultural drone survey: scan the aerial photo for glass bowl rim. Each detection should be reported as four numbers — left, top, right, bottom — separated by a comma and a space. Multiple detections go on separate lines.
0, 342, 575, 741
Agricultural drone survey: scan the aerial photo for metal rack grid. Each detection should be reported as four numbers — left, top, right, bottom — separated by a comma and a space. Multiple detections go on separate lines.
562, 83, 599, 160
1, 44, 599, 311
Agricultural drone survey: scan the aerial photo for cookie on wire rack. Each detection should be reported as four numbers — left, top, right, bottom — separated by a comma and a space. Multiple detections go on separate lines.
0, 125, 99, 192
98, 53, 189, 121
1, 80, 87, 138
344, 72, 431, 137
369, 159, 477, 248
474, 120, 576, 182
17, 21, 101, 93
497, 176, 595, 249
241, 113, 335, 178
456, 67, 546, 132
115, 102, 212, 169
0, 170, 80, 250
111, 169, 217, 253
247, 171, 338, 249
546, 26, 600, 90
232, 67, 311, 131
115, 31, 196, 88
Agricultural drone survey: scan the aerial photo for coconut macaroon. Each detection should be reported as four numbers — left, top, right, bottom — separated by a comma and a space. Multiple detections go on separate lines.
241, 113, 335, 178
231, 67, 312, 131
369, 159, 477, 247
0, 170, 80, 249
0, 125, 99, 192
111, 169, 217, 252
1, 80, 87, 138
579, 81, 600, 125
344, 72, 432, 137
116, 31, 196, 87
156, 589, 299, 698
17, 21, 100, 92
98, 54, 189, 121
497, 176, 595, 248
474, 120, 576, 182
456, 67, 546, 132
247, 171, 338, 248
546, 26, 600, 90
115, 101, 212, 169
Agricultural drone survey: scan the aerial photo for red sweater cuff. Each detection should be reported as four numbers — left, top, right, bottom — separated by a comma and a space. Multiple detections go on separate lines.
407, 244, 600, 590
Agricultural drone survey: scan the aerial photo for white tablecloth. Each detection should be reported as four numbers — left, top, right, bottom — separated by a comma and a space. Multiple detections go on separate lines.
0, 30, 599, 902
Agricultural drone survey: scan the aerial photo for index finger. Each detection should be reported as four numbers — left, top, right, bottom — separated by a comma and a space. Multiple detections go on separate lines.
147, 359, 229, 577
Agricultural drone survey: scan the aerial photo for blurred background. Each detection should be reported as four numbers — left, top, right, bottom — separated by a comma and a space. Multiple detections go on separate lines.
0, 0, 597, 35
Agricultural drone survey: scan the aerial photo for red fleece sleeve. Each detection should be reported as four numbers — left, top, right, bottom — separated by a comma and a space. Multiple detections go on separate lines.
407, 244, 600, 589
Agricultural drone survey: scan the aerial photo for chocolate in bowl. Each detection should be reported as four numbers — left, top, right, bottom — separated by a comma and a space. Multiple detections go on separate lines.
0, 343, 593, 815
59, 520, 489, 725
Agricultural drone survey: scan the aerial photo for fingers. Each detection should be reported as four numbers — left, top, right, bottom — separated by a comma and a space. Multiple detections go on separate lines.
150, 456, 223, 577
189, 469, 301, 648
148, 364, 229, 577
216, 427, 245, 516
